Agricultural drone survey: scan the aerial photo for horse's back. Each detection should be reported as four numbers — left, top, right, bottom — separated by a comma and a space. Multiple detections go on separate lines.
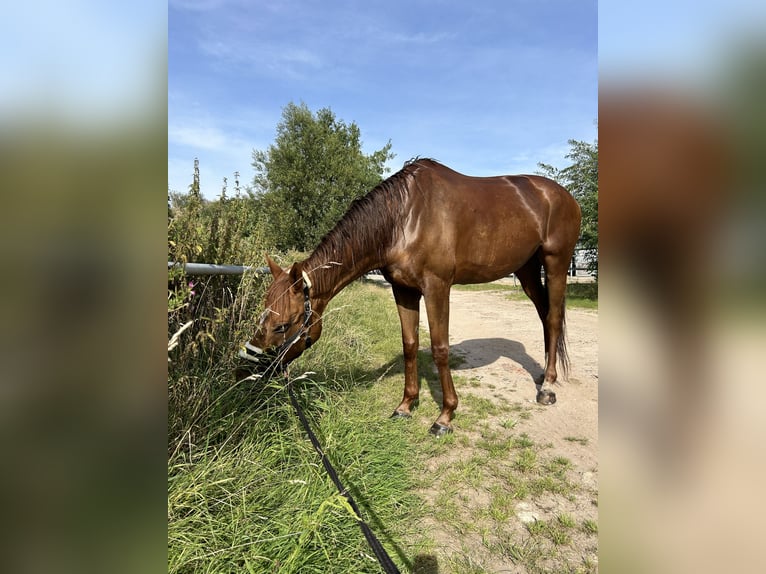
415, 160, 575, 215
393, 161, 580, 285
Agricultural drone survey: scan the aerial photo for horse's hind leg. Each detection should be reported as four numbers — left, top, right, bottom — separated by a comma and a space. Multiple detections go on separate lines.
516, 256, 557, 404
515, 256, 550, 351
538, 253, 571, 404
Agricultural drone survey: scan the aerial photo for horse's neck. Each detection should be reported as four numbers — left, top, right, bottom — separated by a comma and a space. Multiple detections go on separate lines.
303, 248, 385, 303
301, 186, 405, 304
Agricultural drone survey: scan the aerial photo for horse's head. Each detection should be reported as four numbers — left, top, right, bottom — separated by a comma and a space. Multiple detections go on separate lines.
237, 256, 322, 379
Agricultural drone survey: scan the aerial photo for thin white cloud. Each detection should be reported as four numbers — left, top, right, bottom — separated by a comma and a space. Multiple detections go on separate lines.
280, 48, 322, 67
169, 124, 228, 150
385, 31, 455, 45
168, 107, 273, 198
198, 38, 323, 80
169, 0, 232, 12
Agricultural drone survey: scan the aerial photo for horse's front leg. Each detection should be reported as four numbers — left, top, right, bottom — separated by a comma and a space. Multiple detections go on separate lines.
391, 284, 422, 418
424, 285, 457, 436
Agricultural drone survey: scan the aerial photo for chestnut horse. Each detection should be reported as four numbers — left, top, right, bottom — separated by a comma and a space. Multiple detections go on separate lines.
238, 159, 581, 436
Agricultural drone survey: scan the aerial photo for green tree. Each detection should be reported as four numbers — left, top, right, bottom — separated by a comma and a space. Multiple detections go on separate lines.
252, 102, 394, 251
538, 136, 598, 277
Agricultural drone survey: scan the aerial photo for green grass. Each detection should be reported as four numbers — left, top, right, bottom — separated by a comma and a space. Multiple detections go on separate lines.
564, 282, 598, 310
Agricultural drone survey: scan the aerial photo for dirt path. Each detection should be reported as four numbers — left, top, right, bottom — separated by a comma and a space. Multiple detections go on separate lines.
412, 282, 599, 572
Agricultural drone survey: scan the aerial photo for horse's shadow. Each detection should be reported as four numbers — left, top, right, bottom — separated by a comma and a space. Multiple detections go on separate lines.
406, 338, 544, 407
451, 337, 544, 379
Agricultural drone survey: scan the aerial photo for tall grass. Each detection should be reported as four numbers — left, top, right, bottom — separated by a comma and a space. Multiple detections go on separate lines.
168, 178, 273, 450
168, 282, 427, 573
168, 181, 427, 572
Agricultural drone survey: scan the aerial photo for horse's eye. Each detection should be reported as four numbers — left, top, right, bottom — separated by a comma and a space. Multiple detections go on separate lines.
273, 323, 290, 334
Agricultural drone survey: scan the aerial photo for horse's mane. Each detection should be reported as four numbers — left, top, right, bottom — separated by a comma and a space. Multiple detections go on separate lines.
304, 158, 437, 287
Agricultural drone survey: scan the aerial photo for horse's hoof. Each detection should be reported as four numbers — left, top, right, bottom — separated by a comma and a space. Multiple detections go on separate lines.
536, 389, 557, 405
429, 423, 453, 437
390, 410, 412, 419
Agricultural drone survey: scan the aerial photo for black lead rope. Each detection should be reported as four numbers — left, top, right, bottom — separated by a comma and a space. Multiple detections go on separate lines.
286, 379, 401, 574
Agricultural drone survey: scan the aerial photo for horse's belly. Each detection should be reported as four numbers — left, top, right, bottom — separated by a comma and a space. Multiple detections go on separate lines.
453, 259, 525, 284
452, 233, 539, 284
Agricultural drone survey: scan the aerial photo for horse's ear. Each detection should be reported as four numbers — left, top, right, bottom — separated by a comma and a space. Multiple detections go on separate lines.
265, 254, 284, 279
288, 263, 302, 293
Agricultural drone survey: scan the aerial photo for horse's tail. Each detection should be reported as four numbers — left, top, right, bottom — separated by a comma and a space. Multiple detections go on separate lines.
557, 298, 570, 380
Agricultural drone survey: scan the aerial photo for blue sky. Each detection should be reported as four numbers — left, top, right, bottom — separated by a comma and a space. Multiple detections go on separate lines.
169, 0, 597, 199
599, 0, 766, 85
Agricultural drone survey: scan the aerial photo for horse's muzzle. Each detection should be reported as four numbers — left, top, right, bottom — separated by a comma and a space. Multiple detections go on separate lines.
239, 341, 266, 361
237, 342, 284, 376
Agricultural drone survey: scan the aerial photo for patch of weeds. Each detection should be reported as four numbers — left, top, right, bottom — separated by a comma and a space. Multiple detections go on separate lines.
455, 375, 482, 389
529, 475, 571, 497
488, 491, 516, 522
511, 433, 535, 449
544, 456, 574, 480
506, 477, 530, 500
479, 526, 495, 550
448, 551, 488, 574
448, 455, 489, 489
507, 401, 533, 420
580, 557, 599, 573
501, 538, 543, 567
434, 490, 461, 524
455, 434, 471, 448
526, 520, 547, 537
527, 518, 573, 546
461, 393, 504, 417
564, 436, 589, 446
476, 440, 510, 458
452, 375, 469, 388
501, 418, 519, 430
557, 513, 577, 528
418, 434, 452, 459
473, 280, 597, 309
581, 519, 598, 535
519, 409, 532, 420
547, 524, 573, 546
476, 434, 511, 457
513, 448, 537, 473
